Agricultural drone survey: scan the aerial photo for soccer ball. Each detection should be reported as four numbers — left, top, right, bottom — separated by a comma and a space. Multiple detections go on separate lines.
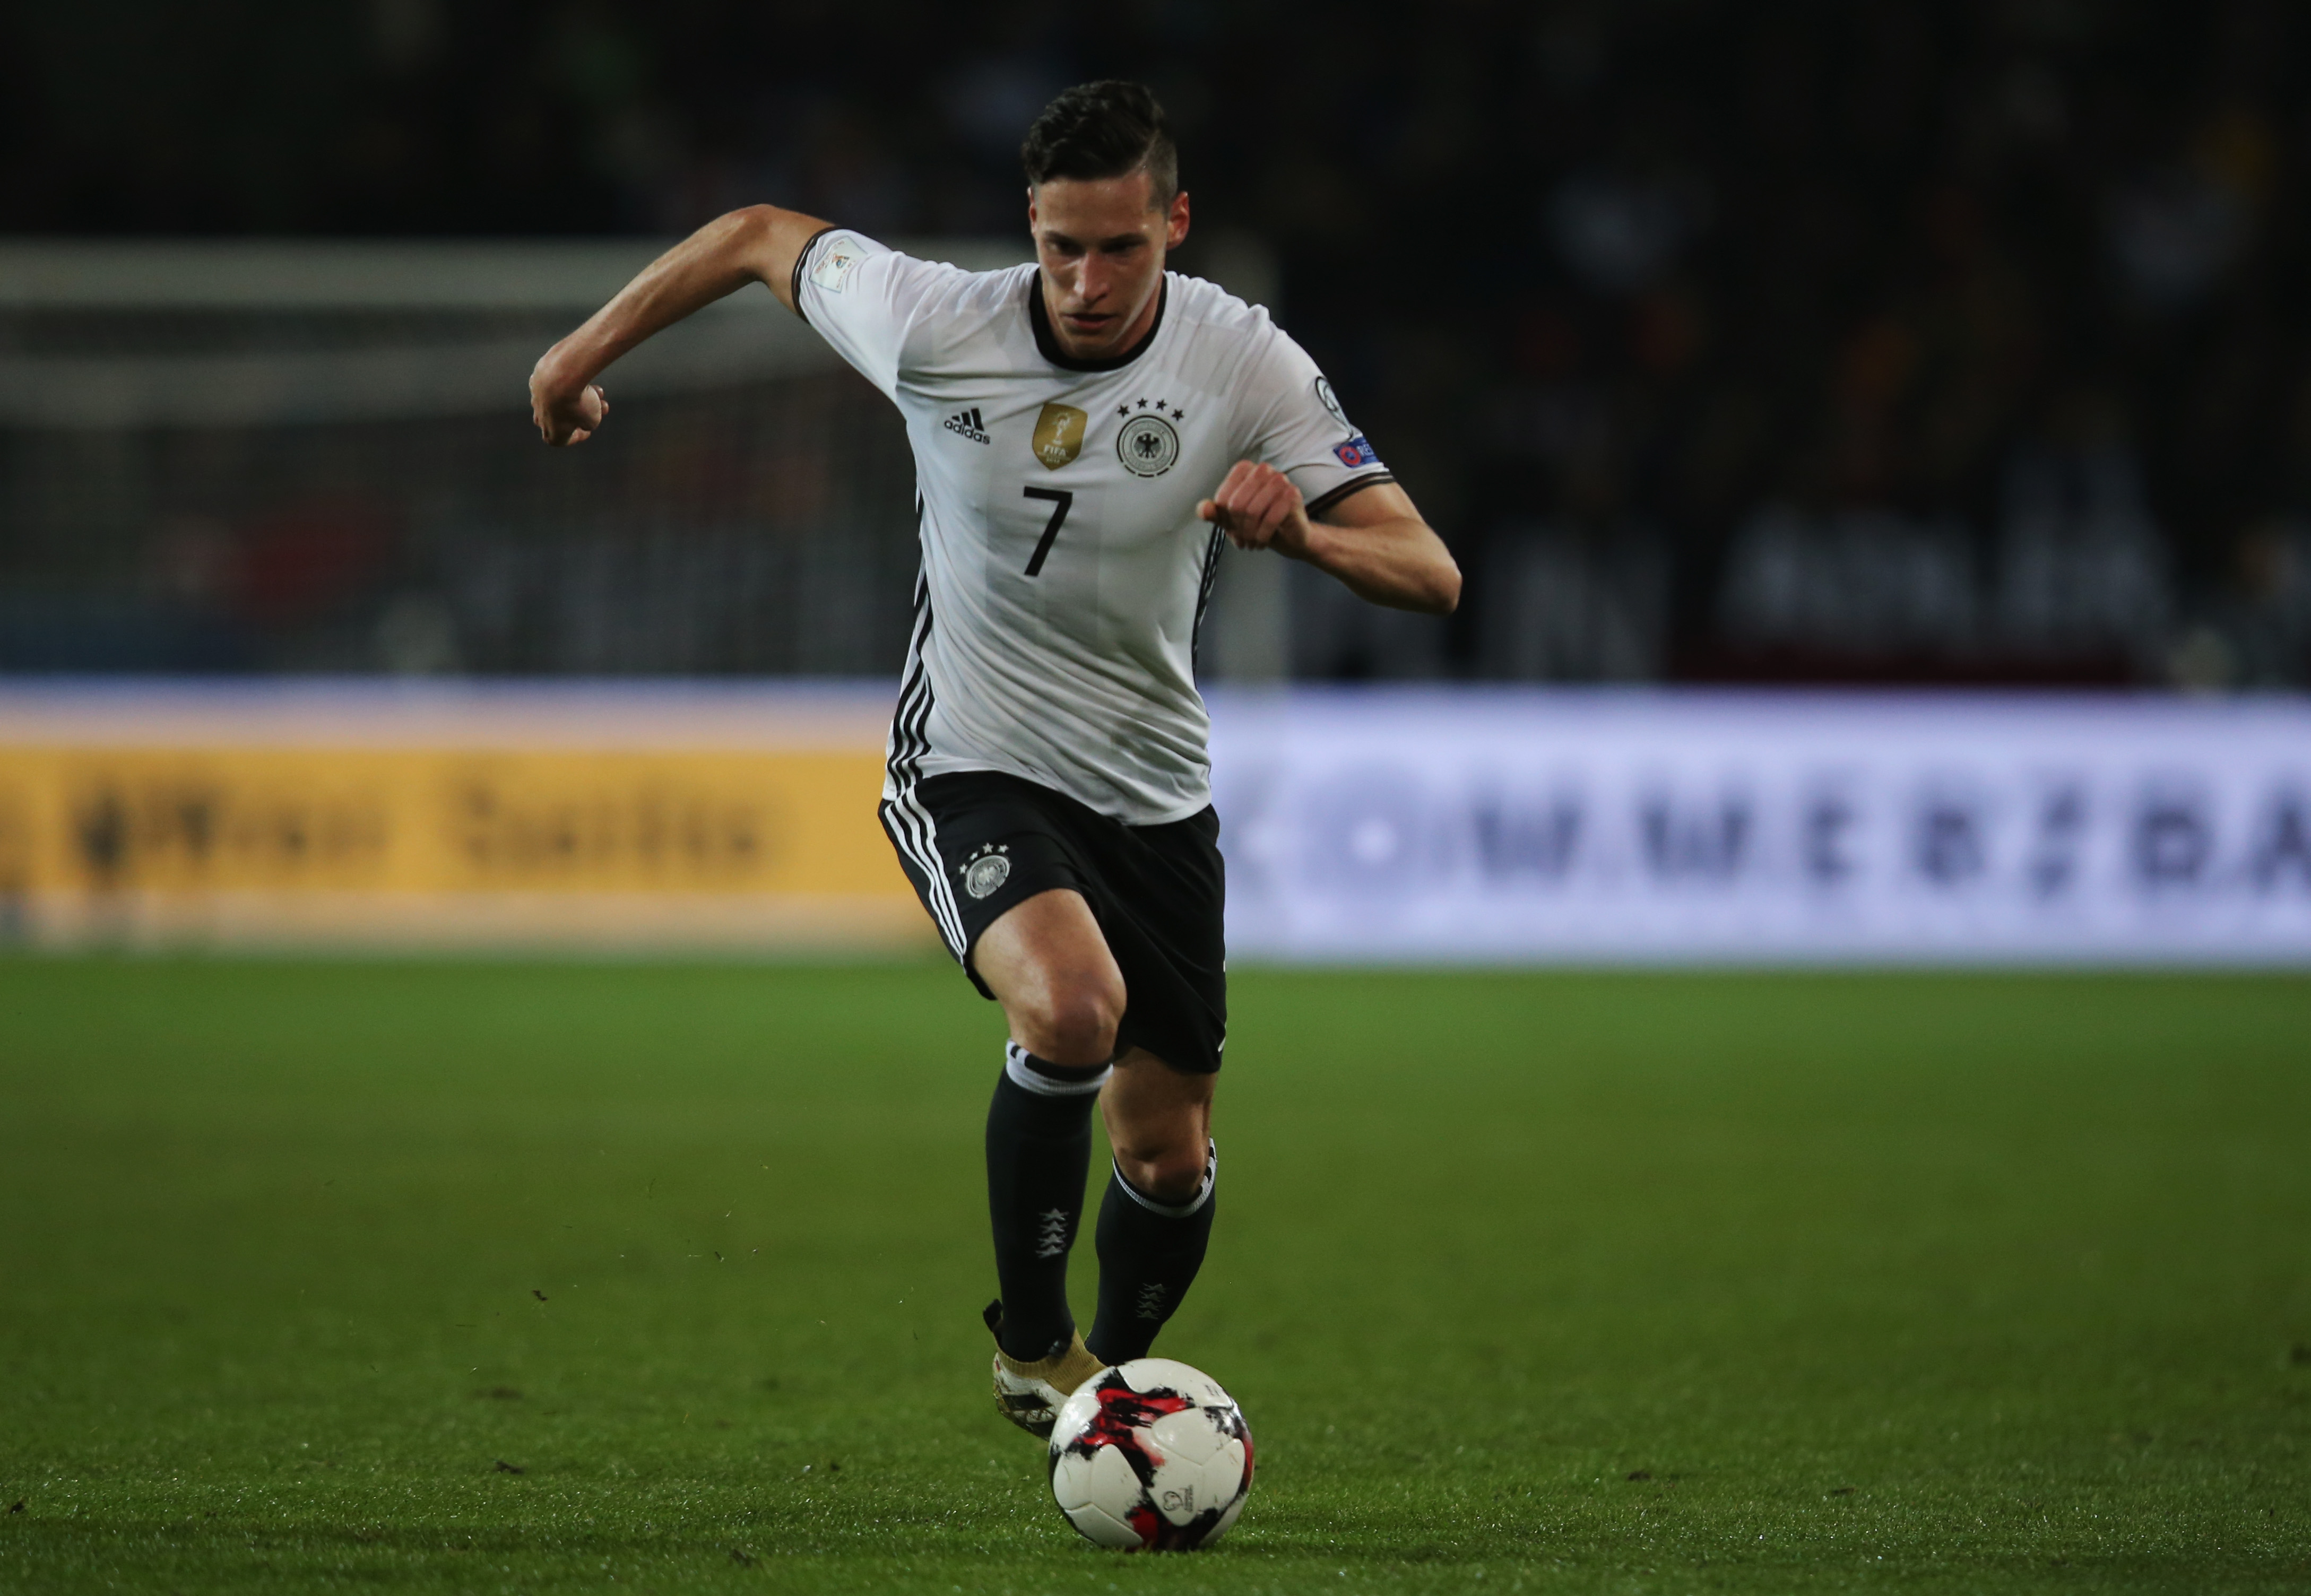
1046, 1358, 1253, 1551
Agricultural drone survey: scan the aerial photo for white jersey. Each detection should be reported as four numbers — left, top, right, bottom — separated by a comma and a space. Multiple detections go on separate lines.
792, 227, 1392, 826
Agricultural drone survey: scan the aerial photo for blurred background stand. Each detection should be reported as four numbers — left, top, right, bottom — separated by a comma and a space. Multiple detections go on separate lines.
11, 4, 2311, 689
0, 234, 1303, 681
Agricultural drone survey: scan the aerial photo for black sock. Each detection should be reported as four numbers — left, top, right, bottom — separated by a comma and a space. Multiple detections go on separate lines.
1086, 1141, 1217, 1366
985, 1042, 1105, 1361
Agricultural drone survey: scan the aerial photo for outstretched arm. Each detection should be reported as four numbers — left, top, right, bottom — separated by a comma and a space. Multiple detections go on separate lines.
529, 204, 832, 446
1198, 467, 1460, 614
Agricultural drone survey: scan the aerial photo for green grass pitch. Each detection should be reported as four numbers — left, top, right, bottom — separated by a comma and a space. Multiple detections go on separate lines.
1, 959, 2306, 1593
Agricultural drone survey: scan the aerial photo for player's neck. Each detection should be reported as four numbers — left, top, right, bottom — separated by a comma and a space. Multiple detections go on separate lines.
1034, 273, 1167, 370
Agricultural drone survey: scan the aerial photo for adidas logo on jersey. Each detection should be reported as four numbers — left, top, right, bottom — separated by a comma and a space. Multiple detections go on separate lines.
942, 406, 992, 445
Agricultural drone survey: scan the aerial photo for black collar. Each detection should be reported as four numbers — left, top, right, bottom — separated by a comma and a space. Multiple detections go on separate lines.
1027, 272, 1167, 372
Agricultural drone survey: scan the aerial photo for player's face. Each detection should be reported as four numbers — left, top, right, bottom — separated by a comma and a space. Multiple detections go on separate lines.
1029, 172, 1191, 359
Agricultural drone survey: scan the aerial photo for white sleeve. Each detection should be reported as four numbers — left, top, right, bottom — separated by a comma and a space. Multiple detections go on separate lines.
1236, 324, 1395, 518
790, 228, 946, 400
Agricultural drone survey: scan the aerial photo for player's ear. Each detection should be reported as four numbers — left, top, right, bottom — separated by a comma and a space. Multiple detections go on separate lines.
1165, 189, 1190, 250
1027, 188, 1040, 235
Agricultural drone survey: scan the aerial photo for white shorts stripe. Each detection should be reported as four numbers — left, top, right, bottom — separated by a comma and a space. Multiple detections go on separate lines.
884, 791, 966, 957
881, 798, 958, 956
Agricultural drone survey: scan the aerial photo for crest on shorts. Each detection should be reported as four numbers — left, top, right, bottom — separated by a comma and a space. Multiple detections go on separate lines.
1031, 403, 1087, 470
962, 844, 1012, 900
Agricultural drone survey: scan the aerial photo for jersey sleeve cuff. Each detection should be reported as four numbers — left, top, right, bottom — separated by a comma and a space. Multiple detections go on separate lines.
788, 225, 839, 326
1304, 472, 1396, 520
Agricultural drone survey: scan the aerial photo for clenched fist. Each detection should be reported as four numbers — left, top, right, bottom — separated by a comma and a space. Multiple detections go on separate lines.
529, 358, 609, 447
1197, 461, 1311, 557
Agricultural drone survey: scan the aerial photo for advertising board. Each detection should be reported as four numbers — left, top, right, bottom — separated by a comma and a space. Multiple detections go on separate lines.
3, 683, 2303, 962
1211, 689, 2311, 964
0, 683, 922, 948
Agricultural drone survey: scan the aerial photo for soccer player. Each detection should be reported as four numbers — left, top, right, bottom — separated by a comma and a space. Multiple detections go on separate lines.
531, 82, 1459, 1436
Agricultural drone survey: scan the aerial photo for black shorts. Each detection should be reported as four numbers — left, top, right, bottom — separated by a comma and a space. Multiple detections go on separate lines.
880, 770, 1227, 1074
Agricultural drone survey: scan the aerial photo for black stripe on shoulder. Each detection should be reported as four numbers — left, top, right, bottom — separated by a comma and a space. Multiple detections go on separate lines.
788, 225, 839, 326
1305, 472, 1398, 521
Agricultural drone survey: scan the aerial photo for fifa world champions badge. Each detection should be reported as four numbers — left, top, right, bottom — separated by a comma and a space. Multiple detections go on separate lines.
1032, 403, 1088, 469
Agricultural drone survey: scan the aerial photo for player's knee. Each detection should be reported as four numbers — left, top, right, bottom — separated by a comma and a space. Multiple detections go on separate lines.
1017, 976, 1123, 1066
1113, 1135, 1206, 1204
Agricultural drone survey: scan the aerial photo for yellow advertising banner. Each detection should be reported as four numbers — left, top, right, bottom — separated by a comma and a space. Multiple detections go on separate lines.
0, 738, 930, 950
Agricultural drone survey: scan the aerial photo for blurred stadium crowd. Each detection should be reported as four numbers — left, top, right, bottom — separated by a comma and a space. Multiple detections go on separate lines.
5, 0, 2311, 687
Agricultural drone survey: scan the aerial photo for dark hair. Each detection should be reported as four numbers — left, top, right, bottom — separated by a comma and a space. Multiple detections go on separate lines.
1020, 81, 1178, 204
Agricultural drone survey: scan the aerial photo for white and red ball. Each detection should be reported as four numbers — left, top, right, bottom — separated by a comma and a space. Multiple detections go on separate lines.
1046, 1358, 1253, 1551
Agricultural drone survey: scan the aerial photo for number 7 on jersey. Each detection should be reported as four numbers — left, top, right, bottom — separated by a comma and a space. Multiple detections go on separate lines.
1022, 487, 1073, 577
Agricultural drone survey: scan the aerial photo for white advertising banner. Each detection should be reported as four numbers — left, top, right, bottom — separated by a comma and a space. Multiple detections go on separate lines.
1207, 690, 2311, 964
